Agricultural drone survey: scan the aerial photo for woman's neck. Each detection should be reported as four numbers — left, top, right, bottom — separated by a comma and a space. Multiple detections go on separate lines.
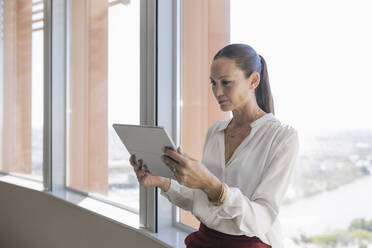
231, 104, 266, 127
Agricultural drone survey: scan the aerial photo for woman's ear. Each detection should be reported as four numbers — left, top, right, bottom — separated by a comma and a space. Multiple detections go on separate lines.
249, 72, 260, 90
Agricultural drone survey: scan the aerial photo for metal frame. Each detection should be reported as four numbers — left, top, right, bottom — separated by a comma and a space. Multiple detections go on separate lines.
171, 0, 184, 231
50, 0, 67, 192
0, 0, 3, 164
163, 0, 198, 233
43, 0, 67, 192
156, 0, 179, 230
44, 0, 183, 235
44, 0, 160, 230
140, 0, 158, 232
0, 171, 42, 183
155, 0, 195, 234
66, 186, 139, 214
44, 0, 155, 220
43, 0, 52, 191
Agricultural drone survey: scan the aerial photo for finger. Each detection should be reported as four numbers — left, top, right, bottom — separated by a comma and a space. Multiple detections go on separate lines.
129, 154, 137, 166
138, 159, 143, 170
139, 167, 146, 178
161, 155, 178, 169
162, 156, 183, 178
164, 146, 175, 151
129, 155, 133, 165
137, 165, 146, 179
133, 154, 137, 164
161, 156, 178, 174
141, 163, 149, 173
164, 154, 180, 165
177, 146, 193, 160
143, 164, 150, 173
163, 147, 187, 165
177, 146, 183, 154
142, 171, 149, 179
133, 159, 142, 173
133, 163, 140, 173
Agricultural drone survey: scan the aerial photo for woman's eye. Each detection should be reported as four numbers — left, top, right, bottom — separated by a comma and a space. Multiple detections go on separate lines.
222, 80, 231, 85
210, 81, 216, 86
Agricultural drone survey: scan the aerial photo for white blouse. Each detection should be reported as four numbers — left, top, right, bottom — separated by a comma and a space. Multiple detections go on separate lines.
160, 113, 299, 248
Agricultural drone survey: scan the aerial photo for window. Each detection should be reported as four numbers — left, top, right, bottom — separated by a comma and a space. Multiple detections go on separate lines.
179, 2, 372, 247
178, 0, 230, 229
66, 0, 140, 212
1, 0, 175, 244
231, 0, 372, 247
0, 0, 44, 181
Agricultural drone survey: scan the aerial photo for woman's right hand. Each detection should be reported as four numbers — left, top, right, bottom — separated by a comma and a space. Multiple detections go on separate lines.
129, 154, 171, 192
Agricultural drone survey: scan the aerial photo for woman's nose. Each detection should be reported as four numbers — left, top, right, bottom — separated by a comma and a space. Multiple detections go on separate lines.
214, 84, 224, 97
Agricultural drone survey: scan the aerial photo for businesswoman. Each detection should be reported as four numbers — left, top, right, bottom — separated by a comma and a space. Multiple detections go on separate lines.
129, 43, 299, 248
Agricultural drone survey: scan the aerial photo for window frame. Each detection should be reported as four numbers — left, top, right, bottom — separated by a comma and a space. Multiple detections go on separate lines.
1, 0, 189, 240
43, 0, 160, 231
139, 0, 157, 232
156, 0, 185, 232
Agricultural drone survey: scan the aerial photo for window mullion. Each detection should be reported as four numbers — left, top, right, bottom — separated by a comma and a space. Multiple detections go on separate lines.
43, 0, 67, 192
139, 0, 157, 232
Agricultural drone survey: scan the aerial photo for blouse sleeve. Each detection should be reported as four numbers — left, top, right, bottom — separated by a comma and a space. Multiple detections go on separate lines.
160, 179, 195, 212
159, 122, 217, 212
192, 129, 299, 237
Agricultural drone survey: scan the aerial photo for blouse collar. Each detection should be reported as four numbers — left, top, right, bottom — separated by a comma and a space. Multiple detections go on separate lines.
217, 113, 274, 132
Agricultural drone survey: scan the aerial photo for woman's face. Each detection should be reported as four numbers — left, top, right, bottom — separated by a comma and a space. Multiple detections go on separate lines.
210, 57, 260, 112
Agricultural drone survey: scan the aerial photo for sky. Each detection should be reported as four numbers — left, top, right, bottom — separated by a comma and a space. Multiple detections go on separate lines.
231, 0, 372, 135
107, 2, 140, 127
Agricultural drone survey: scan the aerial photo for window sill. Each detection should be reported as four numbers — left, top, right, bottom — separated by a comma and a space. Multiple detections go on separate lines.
0, 173, 190, 248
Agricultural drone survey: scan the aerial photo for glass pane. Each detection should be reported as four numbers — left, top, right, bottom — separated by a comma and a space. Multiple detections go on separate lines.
231, 0, 372, 247
107, 0, 140, 211
66, 0, 140, 212
179, 0, 230, 228
0, 0, 44, 181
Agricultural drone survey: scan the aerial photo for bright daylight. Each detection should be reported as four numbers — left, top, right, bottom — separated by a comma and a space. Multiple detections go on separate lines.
1, 0, 372, 247
231, 0, 372, 247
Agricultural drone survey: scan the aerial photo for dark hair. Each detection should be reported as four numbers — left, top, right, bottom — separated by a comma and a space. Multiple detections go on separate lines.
213, 44, 275, 114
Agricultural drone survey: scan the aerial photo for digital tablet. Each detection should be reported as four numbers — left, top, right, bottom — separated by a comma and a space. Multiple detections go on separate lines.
112, 124, 177, 179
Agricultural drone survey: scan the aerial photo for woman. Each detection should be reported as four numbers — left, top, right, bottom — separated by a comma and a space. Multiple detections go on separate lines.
129, 43, 299, 248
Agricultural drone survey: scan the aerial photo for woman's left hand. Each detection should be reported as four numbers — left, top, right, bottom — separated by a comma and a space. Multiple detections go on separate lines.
161, 146, 221, 197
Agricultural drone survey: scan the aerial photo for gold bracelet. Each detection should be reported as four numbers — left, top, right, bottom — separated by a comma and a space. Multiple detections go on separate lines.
209, 183, 227, 206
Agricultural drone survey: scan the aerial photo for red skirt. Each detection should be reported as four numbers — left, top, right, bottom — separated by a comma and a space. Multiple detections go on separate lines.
185, 223, 272, 248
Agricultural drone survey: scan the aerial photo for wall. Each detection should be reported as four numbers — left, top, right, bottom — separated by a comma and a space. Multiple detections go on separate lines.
0, 181, 167, 248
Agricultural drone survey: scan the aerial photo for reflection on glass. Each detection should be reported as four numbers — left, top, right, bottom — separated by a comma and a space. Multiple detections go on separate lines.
179, 0, 230, 228
0, 0, 44, 181
107, 0, 140, 211
66, 0, 140, 212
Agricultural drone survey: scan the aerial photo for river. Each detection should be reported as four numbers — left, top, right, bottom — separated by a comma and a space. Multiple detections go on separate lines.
279, 174, 372, 238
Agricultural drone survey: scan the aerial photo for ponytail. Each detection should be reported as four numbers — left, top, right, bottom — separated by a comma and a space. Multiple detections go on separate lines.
256, 55, 274, 114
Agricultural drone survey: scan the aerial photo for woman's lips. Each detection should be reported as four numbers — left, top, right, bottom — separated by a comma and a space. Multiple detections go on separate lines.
218, 100, 228, 104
